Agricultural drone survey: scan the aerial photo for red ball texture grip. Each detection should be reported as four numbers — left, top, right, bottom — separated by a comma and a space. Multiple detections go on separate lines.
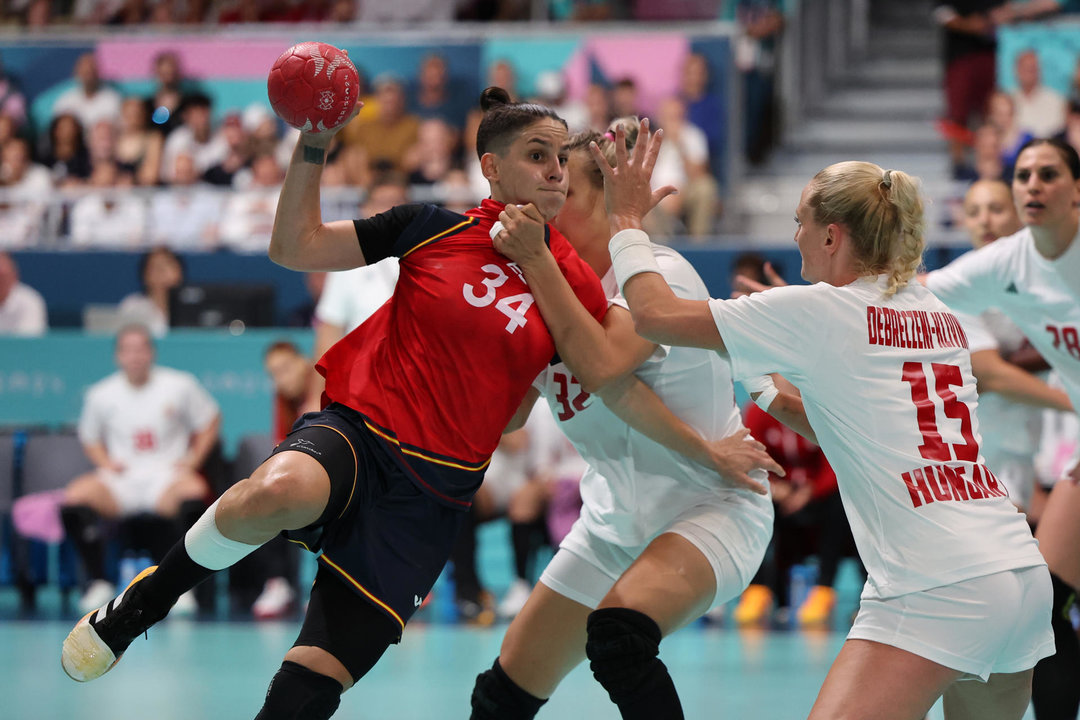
268, 42, 359, 133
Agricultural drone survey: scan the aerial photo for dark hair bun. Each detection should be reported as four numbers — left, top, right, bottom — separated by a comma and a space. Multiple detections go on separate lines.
480, 86, 512, 111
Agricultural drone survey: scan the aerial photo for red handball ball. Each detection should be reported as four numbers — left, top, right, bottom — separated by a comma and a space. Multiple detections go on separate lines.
267, 42, 359, 133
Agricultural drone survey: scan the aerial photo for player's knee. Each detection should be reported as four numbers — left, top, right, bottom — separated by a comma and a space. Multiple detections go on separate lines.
470, 658, 547, 720
254, 661, 342, 720
585, 607, 663, 699
238, 464, 322, 529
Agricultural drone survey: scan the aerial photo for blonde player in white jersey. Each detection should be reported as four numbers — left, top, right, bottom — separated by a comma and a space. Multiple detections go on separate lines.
608, 130, 1052, 719
923, 138, 1080, 720
470, 119, 795, 720
62, 324, 220, 612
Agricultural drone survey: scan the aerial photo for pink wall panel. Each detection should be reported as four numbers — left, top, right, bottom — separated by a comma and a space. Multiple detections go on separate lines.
584, 34, 689, 116
97, 38, 293, 80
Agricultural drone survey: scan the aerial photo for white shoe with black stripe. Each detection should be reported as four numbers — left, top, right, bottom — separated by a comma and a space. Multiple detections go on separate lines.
61, 565, 164, 682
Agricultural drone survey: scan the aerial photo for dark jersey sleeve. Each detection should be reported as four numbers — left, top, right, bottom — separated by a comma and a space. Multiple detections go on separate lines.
352, 203, 476, 264
352, 203, 427, 264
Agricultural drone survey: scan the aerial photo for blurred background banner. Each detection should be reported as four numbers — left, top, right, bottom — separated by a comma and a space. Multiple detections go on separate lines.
0, 329, 311, 452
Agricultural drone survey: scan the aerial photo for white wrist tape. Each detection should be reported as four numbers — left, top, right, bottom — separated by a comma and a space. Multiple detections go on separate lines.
609, 229, 660, 294
184, 498, 263, 571
742, 375, 779, 412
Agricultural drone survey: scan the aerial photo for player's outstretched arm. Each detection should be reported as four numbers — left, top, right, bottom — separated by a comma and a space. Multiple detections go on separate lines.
971, 349, 1074, 412
598, 373, 781, 494
745, 374, 818, 444
269, 110, 367, 272
594, 120, 725, 351
768, 392, 818, 444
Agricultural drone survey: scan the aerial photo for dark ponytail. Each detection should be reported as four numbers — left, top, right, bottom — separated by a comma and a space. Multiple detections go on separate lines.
475, 86, 566, 160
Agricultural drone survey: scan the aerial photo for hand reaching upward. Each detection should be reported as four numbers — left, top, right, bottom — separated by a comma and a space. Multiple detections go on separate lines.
588, 118, 679, 234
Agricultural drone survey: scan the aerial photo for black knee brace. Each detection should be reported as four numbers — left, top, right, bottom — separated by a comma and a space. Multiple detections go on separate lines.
254, 661, 342, 720
470, 658, 547, 720
1032, 572, 1080, 720
586, 607, 684, 720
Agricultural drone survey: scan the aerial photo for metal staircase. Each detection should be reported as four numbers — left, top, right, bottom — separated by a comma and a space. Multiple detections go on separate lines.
732, 0, 961, 244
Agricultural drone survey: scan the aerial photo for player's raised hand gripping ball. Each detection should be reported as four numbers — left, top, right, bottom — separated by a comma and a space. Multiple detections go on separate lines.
267, 42, 359, 134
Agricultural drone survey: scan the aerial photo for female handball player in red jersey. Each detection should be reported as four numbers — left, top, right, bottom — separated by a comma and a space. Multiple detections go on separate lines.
62, 84, 775, 720
61, 87, 614, 719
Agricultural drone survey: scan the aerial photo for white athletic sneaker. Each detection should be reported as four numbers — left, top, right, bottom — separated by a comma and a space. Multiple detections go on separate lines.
78, 580, 117, 615
252, 577, 296, 620
171, 590, 198, 616
497, 579, 532, 620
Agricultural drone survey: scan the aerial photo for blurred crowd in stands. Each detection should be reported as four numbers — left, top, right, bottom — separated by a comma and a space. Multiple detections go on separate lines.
937, 1, 1080, 182
0, 0, 790, 248
2, 0, 747, 26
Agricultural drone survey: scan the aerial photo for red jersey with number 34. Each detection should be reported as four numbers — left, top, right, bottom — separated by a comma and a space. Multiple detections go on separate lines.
317, 199, 606, 506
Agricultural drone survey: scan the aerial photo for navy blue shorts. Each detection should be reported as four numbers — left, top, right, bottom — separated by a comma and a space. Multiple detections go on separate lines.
272, 403, 467, 633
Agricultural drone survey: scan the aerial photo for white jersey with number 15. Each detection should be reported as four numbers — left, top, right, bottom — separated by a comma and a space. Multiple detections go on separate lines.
710, 275, 1045, 599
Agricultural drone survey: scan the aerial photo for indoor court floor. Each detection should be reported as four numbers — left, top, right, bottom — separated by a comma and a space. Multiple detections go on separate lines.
0, 610, 1037, 719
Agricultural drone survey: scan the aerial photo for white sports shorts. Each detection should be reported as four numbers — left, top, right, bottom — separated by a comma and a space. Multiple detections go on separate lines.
848, 565, 1054, 681
98, 465, 180, 515
539, 499, 770, 611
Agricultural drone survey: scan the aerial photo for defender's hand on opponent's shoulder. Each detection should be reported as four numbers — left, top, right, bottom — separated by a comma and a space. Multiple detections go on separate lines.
702, 427, 784, 495
588, 118, 678, 233
493, 203, 550, 266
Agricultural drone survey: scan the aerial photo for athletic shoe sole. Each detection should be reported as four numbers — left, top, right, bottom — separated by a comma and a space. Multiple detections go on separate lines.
61, 565, 157, 682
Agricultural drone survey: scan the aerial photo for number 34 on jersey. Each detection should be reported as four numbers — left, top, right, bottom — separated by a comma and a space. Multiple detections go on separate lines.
461, 262, 535, 334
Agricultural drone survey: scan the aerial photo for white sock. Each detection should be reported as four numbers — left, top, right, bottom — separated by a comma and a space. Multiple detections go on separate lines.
184, 498, 263, 571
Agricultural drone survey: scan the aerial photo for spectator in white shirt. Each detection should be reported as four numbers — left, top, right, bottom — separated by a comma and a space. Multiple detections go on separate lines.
150, 152, 222, 249
218, 151, 282, 253
0, 137, 53, 248
70, 162, 147, 248
52, 54, 122, 140
0, 251, 46, 335
1012, 49, 1067, 138
160, 92, 228, 182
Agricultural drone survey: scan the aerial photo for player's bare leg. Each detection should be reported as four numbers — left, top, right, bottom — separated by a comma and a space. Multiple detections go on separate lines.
153, 469, 210, 518
808, 639, 960, 720
942, 669, 1033, 720
586, 533, 716, 720
1031, 478, 1080, 719
500, 584, 592, 697
471, 583, 591, 719
1035, 480, 1080, 591
62, 451, 331, 682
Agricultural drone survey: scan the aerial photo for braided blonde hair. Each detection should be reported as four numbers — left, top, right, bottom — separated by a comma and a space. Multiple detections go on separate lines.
807, 161, 926, 297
